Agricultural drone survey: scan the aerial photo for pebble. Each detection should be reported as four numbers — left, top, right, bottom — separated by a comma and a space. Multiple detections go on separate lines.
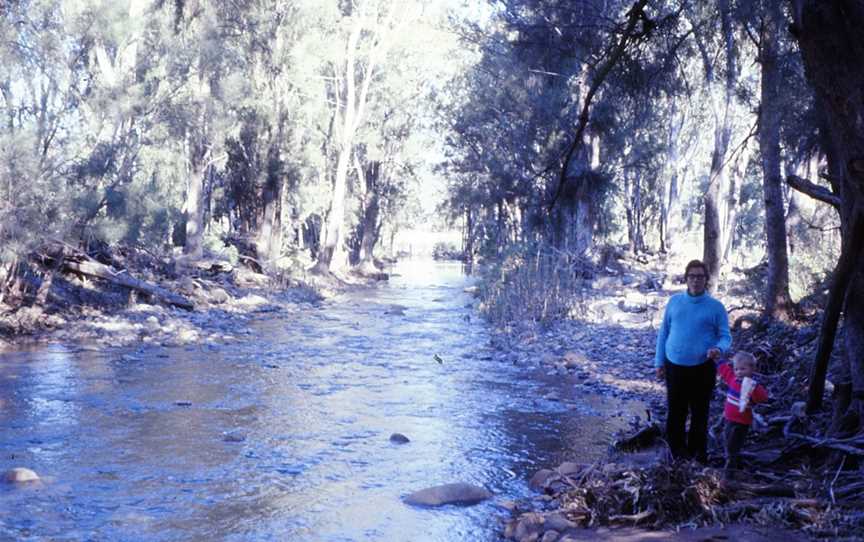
4, 467, 39, 483
389, 433, 410, 444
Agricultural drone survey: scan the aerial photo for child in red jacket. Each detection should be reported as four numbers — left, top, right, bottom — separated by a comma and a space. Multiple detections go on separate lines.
717, 351, 769, 473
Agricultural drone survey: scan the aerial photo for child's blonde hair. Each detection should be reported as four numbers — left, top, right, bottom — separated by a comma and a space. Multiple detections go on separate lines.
732, 351, 756, 367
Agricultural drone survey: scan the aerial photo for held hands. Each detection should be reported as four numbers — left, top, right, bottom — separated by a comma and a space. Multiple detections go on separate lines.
656, 366, 665, 380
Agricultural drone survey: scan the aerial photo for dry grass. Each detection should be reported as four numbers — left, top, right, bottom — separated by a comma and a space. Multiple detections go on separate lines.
478, 245, 595, 325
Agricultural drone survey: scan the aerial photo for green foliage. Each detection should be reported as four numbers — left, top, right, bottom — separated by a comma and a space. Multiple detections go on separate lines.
432, 241, 462, 261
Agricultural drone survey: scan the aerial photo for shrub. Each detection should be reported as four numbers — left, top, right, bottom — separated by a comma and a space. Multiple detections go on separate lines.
478, 243, 593, 325
432, 241, 463, 261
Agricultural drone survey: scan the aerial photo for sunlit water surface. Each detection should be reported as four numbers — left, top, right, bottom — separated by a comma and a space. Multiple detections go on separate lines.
0, 260, 639, 541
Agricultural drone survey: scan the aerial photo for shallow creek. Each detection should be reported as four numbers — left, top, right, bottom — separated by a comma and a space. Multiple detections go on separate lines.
0, 260, 640, 541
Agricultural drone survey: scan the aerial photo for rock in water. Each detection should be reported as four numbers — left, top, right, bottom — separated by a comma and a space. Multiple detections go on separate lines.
389, 433, 410, 444
5, 467, 39, 483
404, 483, 492, 507
528, 469, 555, 492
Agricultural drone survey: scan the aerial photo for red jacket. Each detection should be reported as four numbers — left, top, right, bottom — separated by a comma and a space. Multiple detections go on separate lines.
718, 361, 769, 425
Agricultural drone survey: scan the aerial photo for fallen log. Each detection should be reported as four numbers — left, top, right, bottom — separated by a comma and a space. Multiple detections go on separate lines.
834, 481, 864, 498
62, 259, 193, 311
722, 480, 797, 497
787, 431, 864, 456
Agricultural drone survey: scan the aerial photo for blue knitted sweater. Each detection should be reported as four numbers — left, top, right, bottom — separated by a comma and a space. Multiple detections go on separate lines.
654, 291, 731, 367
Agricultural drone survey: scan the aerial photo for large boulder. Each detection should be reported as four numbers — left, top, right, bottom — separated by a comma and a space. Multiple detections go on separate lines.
404, 482, 492, 507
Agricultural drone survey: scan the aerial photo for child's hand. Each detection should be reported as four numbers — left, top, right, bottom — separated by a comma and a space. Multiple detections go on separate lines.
707, 348, 721, 360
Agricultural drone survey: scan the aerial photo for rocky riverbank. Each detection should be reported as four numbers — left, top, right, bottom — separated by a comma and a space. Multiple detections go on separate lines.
0, 247, 363, 351
4, 247, 858, 540
484, 261, 863, 541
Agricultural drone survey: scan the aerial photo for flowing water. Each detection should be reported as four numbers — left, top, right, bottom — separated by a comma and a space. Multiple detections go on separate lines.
0, 260, 640, 541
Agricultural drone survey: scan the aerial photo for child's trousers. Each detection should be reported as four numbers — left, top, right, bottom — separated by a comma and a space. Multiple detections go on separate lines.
724, 420, 750, 469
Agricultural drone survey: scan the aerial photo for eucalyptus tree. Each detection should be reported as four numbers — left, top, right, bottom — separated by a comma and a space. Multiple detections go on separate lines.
685, 0, 748, 286
154, 0, 239, 259
446, 0, 701, 261
295, 0, 464, 273
351, 109, 422, 273
745, 0, 794, 318
444, 0, 620, 257
0, 1, 96, 256
788, 1, 864, 419
307, 0, 401, 273
213, 1, 314, 269
1, 0, 80, 299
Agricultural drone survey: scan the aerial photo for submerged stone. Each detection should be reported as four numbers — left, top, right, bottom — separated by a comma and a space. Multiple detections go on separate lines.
389, 433, 410, 444
5, 467, 39, 483
404, 482, 492, 507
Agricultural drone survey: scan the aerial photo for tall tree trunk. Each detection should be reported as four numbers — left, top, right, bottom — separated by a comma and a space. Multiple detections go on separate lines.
256, 143, 284, 269
183, 139, 208, 259
314, 18, 363, 274
704, 145, 726, 285
721, 142, 754, 264
357, 160, 381, 273
625, 170, 636, 252
701, 0, 736, 288
315, 115, 354, 273
464, 207, 475, 268
791, 1, 864, 415
183, 62, 214, 260
759, 1, 793, 318
662, 111, 685, 253
314, 7, 391, 273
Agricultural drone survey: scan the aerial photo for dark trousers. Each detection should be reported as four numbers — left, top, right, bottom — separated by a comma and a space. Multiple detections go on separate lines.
724, 420, 750, 469
665, 360, 716, 462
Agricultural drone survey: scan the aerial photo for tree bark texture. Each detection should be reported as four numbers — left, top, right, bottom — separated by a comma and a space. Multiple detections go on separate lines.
315, 6, 391, 273
183, 142, 208, 259
357, 160, 381, 273
62, 259, 193, 310
759, 1, 793, 319
791, 0, 864, 412
661, 112, 685, 253
255, 143, 284, 269
701, 0, 736, 288
314, 17, 363, 274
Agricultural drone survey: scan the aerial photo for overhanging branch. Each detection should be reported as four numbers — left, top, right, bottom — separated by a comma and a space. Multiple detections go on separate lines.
547, 0, 651, 213
786, 174, 841, 208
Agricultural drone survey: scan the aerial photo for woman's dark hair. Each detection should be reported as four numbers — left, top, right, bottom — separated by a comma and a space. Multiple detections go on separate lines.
684, 259, 709, 277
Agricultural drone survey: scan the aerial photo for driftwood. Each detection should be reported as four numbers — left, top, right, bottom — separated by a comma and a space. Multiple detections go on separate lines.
190, 259, 234, 275
62, 259, 193, 311
722, 480, 797, 498
614, 423, 662, 451
786, 431, 864, 456
608, 506, 655, 524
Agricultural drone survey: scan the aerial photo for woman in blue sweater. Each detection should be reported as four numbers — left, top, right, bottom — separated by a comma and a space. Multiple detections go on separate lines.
655, 259, 731, 463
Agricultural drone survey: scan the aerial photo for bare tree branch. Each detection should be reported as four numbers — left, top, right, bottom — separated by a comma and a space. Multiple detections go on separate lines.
787, 174, 841, 208
548, 0, 651, 213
